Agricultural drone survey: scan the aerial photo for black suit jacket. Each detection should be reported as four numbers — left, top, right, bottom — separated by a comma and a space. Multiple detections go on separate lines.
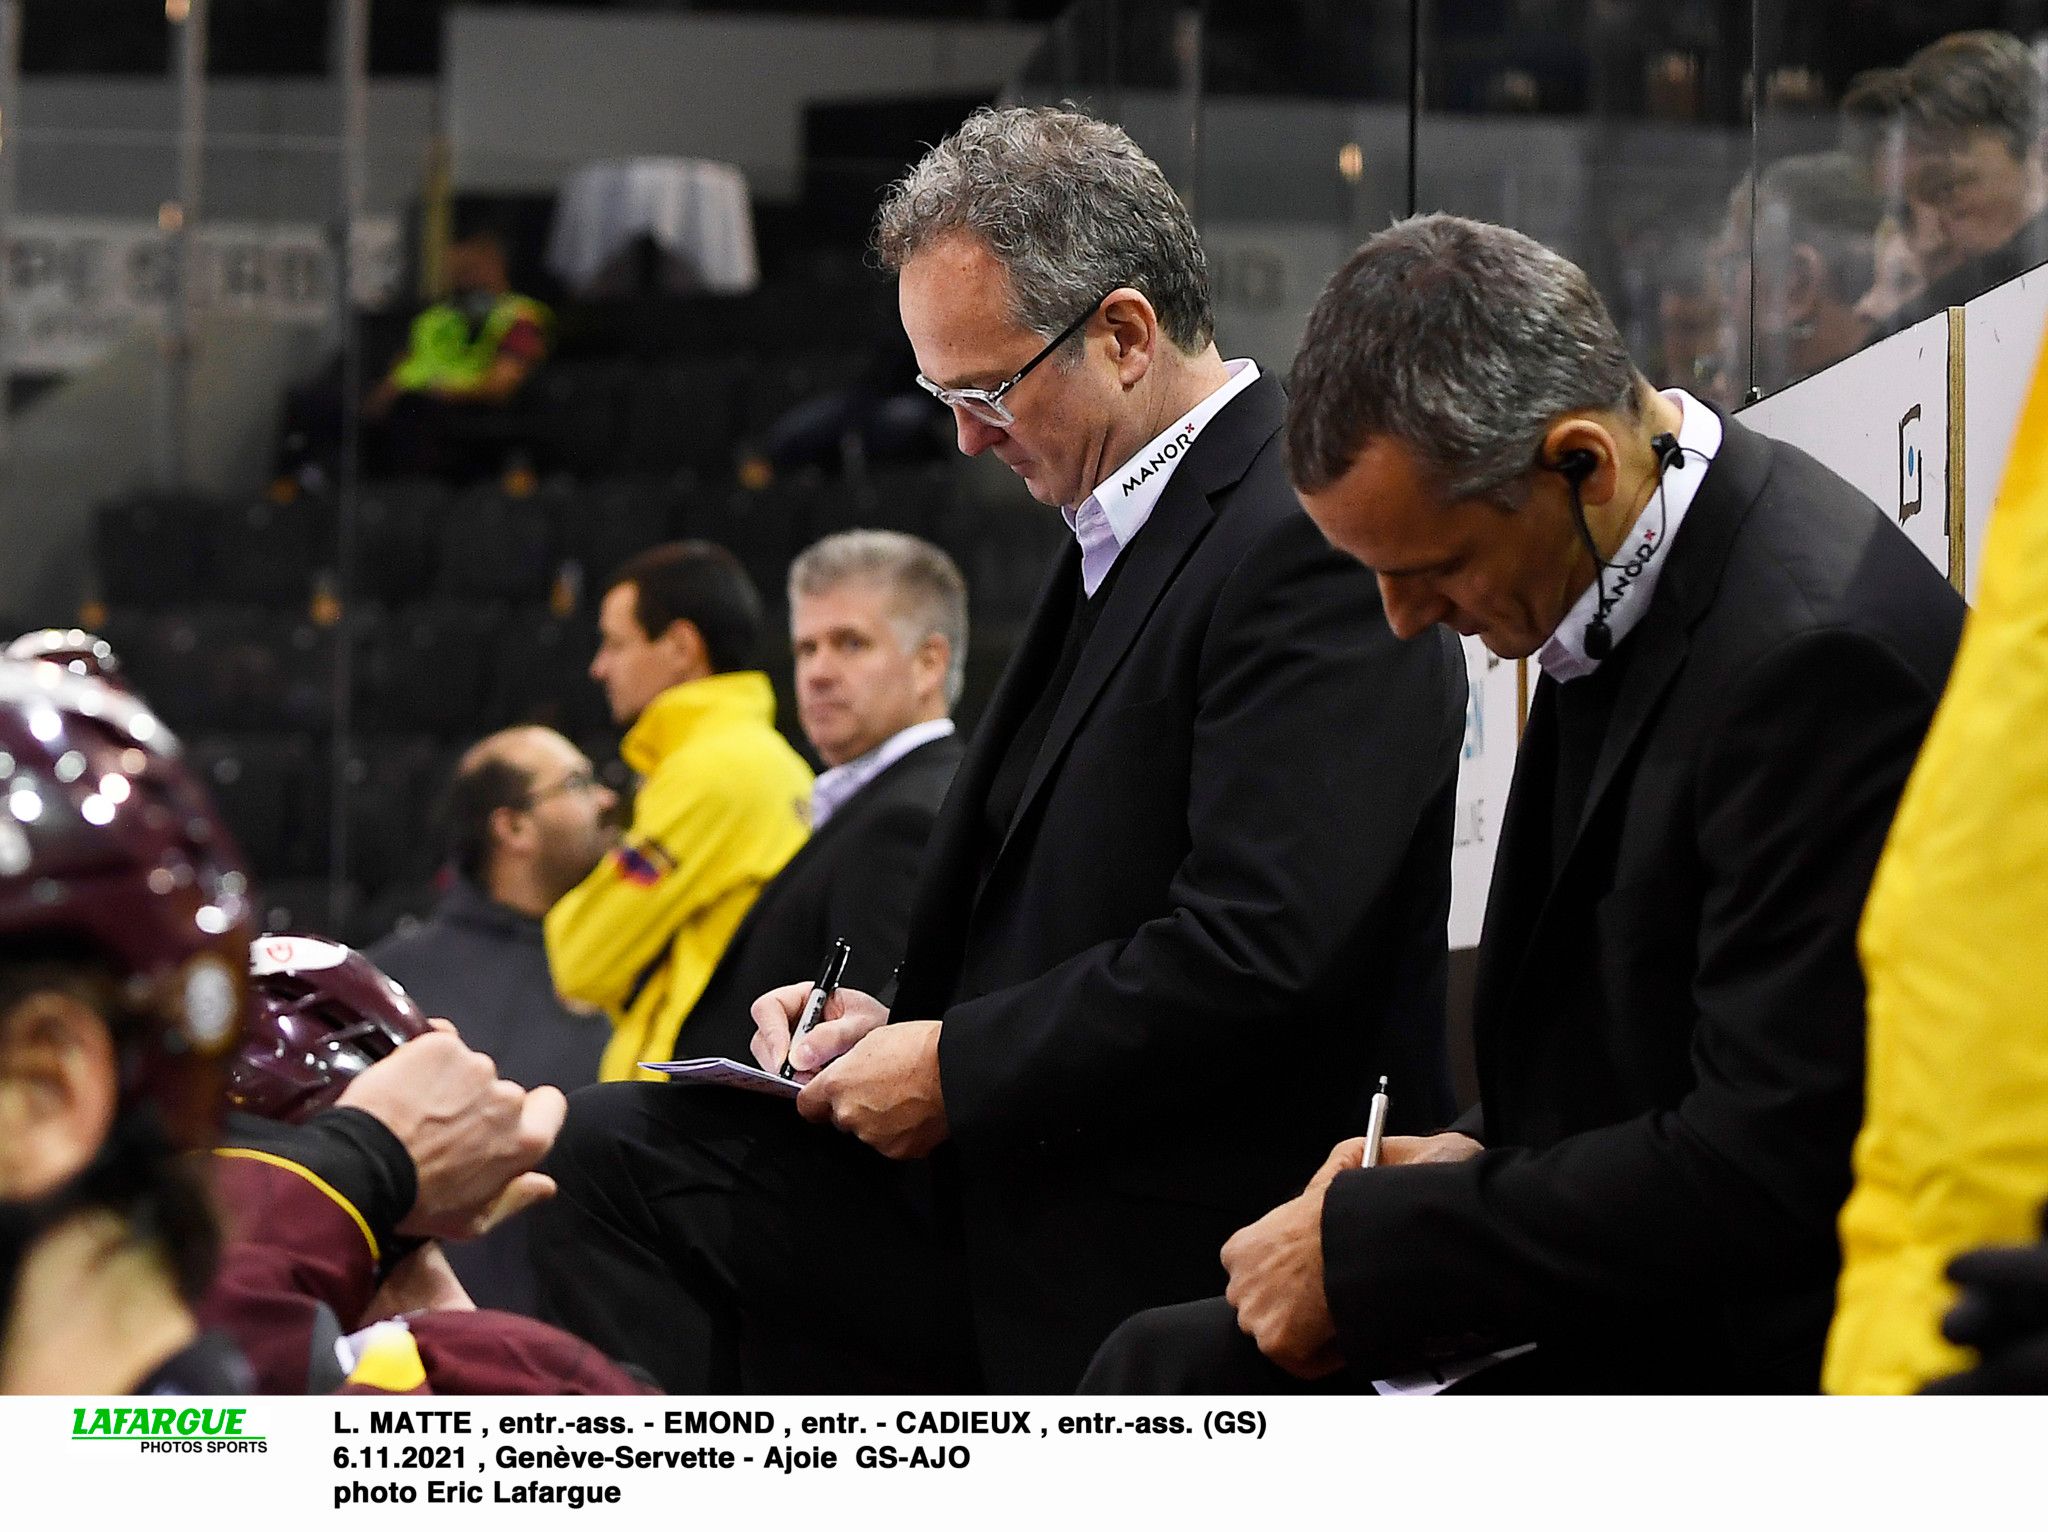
893, 374, 1469, 1390
1322, 412, 1966, 1392
672, 734, 961, 1064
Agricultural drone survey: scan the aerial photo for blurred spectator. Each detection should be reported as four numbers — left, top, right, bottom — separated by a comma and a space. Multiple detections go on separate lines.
1650, 226, 1730, 402
748, 333, 947, 479
1882, 30, 2048, 333
544, 543, 812, 1083
368, 727, 614, 1314
362, 232, 553, 480
1704, 175, 1755, 404
1749, 152, 1885, 391
1840, 66, 1930, 327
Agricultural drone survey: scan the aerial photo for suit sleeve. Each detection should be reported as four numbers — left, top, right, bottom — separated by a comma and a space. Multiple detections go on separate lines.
827, 799, 942, 996
1320, 627, 1939, 1374
937, 509, 1465, 1151
546, 751, 808, 1010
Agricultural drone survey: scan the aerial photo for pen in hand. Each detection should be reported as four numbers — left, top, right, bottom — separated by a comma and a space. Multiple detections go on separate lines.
781, 938, 852, 1080
1362, 1076, 1390, 1168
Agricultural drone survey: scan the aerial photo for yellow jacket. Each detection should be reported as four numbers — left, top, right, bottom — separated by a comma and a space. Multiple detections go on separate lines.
1824, 336, 2048, 1393
545, 672, 811, 1081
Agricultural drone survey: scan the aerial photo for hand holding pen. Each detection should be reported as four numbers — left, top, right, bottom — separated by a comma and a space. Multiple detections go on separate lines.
781, 938, 853, 1080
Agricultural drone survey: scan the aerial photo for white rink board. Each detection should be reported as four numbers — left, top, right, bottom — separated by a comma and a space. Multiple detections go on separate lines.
1450, 637, 1521, 950
1737, 310, 1953, 582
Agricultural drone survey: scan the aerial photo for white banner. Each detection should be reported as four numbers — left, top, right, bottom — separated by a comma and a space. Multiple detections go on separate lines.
1, 1393, 2041, 1528
2, 215, 402, 373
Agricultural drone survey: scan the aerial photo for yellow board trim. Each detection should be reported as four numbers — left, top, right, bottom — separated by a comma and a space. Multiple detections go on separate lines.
212, 1146, 381, 1263
1948, 306, 1968, 595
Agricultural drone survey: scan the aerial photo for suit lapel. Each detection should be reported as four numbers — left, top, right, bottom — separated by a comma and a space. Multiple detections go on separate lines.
894, 547, 1079, 1015
1567, 410, 1769, 862
1471, 676, 1559, 1054
1484, 409, 1773, 1019
996, 375, 1287, 858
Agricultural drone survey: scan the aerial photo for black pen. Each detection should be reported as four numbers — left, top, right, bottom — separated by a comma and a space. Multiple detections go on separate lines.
782, 937, 852, 1080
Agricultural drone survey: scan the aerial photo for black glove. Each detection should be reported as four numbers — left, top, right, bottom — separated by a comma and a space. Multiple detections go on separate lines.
1922, 1201, 2048, 1394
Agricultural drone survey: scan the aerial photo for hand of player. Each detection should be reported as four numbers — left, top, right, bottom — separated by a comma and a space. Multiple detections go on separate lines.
358, 1241, 476, 1326
333, 1030, 566, 1240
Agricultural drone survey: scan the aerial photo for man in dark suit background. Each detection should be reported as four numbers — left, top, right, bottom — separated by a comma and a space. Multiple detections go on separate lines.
533, 105, 1466, 1393
670, 530, 967, 1064
1085, 214, 1966, 1394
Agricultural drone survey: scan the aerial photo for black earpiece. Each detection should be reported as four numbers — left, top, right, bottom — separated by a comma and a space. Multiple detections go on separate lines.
1550, 429, 1704, 666
1553, 446, 1612, 658
1651, 431, 1684, 476
1553, 447, 1598, 484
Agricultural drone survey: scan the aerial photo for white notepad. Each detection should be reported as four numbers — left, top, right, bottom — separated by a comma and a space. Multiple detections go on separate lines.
640, 1057, 801, 1099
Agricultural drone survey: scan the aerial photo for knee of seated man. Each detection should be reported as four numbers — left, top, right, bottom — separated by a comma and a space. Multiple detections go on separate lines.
542, 1080, 663, 1188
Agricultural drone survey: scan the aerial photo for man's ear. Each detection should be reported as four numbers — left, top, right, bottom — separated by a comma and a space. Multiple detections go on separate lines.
659, 618, 711, 680
489, 802, 536, 858
1784, 242, 1826, 324
0, 991, 118, 1200
914, 632, 951, 705
1100, 287, 1160, 390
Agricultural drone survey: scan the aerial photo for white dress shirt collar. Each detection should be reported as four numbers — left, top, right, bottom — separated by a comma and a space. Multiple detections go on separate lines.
1535, 389, 1723, 683
808, 717, 956, 830
1062, 358, 1262, 596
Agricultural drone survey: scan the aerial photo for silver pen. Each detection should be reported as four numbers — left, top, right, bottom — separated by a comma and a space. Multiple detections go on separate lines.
1362, 1076, 1390, 1168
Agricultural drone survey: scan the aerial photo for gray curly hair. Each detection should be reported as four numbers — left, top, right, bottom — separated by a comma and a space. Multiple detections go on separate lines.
873, 104, 1214, 355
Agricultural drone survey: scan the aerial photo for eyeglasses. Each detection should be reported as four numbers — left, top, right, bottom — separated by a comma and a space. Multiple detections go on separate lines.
522, 766, 600, 808
914, 293, 1111, 428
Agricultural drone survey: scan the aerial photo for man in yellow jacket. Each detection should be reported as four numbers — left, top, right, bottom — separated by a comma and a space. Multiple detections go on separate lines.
1824, 328, 2048, 1393
545, 542, 812, 1081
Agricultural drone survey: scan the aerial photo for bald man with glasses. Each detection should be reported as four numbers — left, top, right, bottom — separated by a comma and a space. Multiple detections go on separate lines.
370, 725, 617, 1313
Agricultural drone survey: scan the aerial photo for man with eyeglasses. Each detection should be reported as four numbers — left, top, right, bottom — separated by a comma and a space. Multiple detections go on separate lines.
533, 105, 1466, 1394
369, 725, 617, 1312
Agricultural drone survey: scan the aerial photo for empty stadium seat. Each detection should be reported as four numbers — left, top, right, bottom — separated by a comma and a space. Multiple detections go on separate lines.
336, 734, 448, 891
255, 877, 361, 944
351, 479, 447, 605
435, 483, 563, 602
620, 359, 748, 476
94, 491, 226, 606
189, 732, 324, 879
492, 609, 610, 738
208, 495, 338, 607
356, 601, 501, 736
529, 361, 628, 478
556, 477, 683, 590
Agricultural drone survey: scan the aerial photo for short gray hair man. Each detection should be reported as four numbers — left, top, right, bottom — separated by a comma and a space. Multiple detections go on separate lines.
875, 104, 1213, 356
1288, 213, 1639, 507
788, 530, 969, 706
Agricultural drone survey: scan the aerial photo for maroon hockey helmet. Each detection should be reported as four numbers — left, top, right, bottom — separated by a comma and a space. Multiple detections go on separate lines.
0, 660, 252, 1151
5, 629, 126, 687
229, 934, 434, 1123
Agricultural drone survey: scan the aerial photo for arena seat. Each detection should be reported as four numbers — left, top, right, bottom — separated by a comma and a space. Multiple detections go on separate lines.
435, 483, 564, 602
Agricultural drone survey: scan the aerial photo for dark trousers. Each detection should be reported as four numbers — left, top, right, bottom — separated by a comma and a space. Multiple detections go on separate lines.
1079, 1298, 1361, 1394
531, 1082, 981, 1393
1081, 1296, 1571, 1395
